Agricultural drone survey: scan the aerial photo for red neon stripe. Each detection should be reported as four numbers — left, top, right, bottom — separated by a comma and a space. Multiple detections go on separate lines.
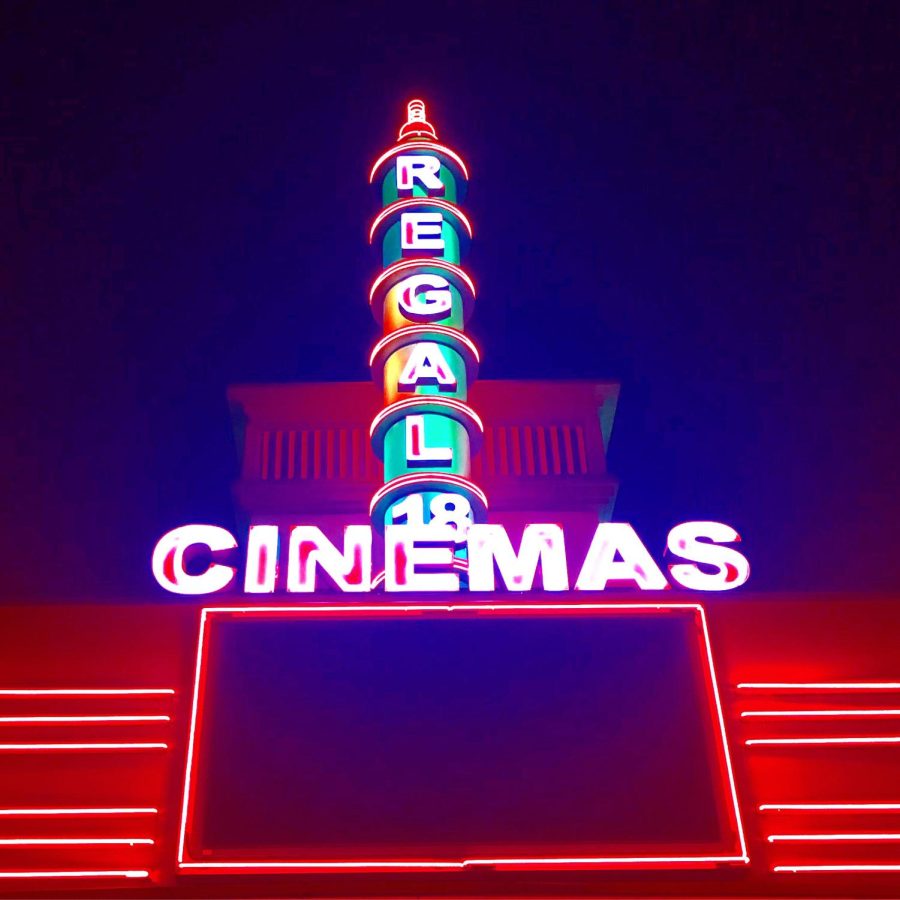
695, 605, 749, 861
760, 803, 900, 811
181, 856, 747, 871
0, 689, 174, 696
768, 833, 900, 842
177, 609, 209, 863
746, 736, 900, 746
0, 742, 168, 751
0, 870, 149, 880
737, 682, 900, 690
0, 838, 154, 846
463, 855, 747, 866
775, 864, 900, 873
742, 709, 900, 717
0, 715, 170, 724
0, 808, 158, 816
181, 861, 464, 870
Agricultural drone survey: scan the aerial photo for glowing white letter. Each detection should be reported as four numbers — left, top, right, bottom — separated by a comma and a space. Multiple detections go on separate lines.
396, 155, 443, 193
390, 274, 453, 322
244, 524, 279, 593
667, 521, 750, 591
385, 525, 459, 592
575, 523, 669, 590
398, 342, 457, 391
151, 525, 237, 595
287, 525, 372, 592
406, 415, 453, 467
401, 212, 444, 252
468, 524, 568, 591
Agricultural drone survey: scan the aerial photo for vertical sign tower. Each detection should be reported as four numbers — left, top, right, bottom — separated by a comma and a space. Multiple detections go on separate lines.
368, 101, 487, 568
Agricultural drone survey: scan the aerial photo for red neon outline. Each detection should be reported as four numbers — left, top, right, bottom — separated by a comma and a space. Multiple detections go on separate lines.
742, 709, 900, 717
369, 326, 480, 367
369, 259, 475, 306
0, 808, 158, 816
737, 682, 900, 690
0, 742, 168, 751
775, 864, 900, 873
760, 803, 900, 811
369, 141, 469, 183
369, 199, 473, 244
0, 870, 149, 880
746, 736, 900, 746
177, 603, 747, 872
0, 838, 154, 846
0, 715, 170, 724
768, 833, 900, 842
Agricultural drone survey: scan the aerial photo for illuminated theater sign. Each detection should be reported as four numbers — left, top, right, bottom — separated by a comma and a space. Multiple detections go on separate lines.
151, 103, 750, 598
1, 101, 898, 896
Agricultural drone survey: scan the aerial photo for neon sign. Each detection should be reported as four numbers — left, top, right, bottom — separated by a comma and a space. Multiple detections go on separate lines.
151, 100, 751, 597
368, 100, 486, 542
151, 520, 749, 595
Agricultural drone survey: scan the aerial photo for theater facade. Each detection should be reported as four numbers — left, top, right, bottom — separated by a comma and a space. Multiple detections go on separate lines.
0, 102, 898, 897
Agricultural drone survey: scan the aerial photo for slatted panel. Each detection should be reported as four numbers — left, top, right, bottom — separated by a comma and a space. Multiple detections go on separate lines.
259, 424, 592, 480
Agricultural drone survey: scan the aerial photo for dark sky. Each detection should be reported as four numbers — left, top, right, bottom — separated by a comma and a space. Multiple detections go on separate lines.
2, 1, 898, 600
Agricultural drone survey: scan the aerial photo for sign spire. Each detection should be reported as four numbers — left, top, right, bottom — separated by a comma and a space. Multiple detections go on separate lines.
398, 99, 437, 141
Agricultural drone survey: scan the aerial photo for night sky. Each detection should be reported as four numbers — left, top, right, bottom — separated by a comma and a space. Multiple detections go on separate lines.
2, 2, 898, 600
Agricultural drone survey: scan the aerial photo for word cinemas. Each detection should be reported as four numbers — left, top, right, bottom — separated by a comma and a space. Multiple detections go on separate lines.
151, 521, 750, 595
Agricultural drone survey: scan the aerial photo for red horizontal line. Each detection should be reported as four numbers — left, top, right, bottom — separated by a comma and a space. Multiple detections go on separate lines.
0, 808, 158, 816
0, 715, 170, 724
738, 682, 900, 690
0, 742, 168, 751
768, 833, 900, 842
0, 838, 154, 846
746, 736, 900, 746
761, 803, 900, 811
743, 709, 900, 717
775, 864, 900, 872
180, 855, 749, 870
0, 870, 149, 879
0, 689, 174, 696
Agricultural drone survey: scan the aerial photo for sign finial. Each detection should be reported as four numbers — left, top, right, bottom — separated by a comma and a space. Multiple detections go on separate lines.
399, 99, 437, 141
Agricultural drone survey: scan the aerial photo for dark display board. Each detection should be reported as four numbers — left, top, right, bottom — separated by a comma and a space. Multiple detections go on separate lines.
181, 604, 744, 868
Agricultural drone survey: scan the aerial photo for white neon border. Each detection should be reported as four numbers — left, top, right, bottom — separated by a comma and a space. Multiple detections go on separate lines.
177, 602, 748, 871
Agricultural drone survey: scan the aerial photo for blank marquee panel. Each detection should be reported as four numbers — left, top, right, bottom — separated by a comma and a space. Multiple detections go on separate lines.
179, 604, 745, 869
